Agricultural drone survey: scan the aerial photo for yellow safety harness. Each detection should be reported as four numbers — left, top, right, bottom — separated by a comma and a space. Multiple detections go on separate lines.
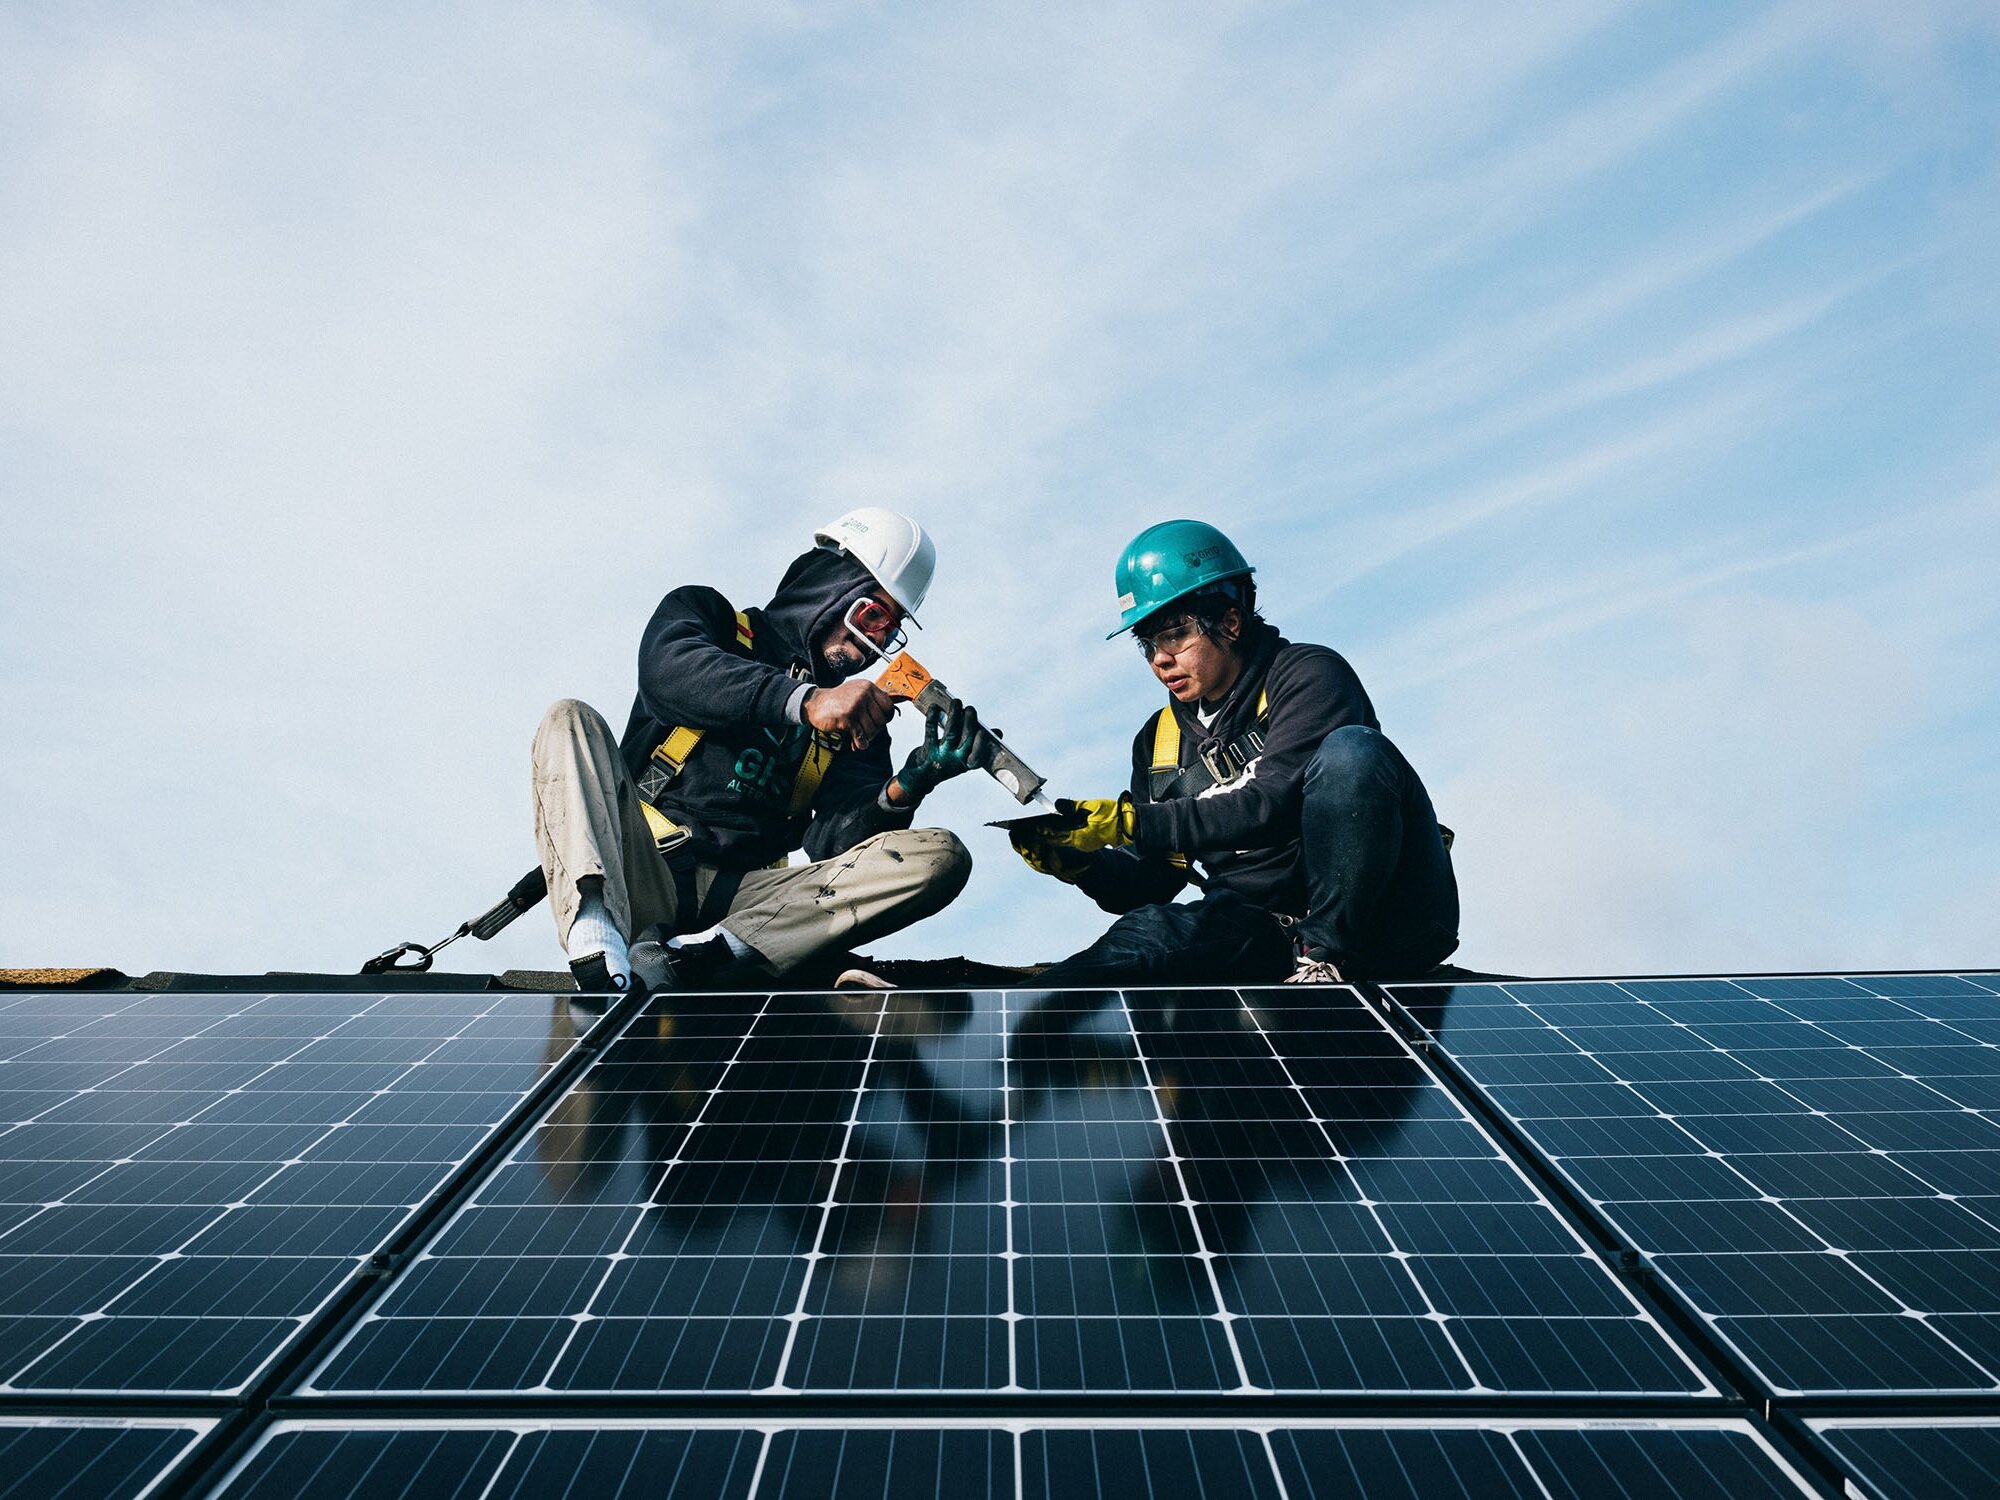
1145, 687, 1269, 870
634, 609, 835, 853
1148, 688, 1269, 796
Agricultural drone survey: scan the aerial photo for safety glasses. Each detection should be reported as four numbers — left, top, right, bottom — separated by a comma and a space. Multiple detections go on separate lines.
842, 595, 908, 659
1133, 616, 1205, 658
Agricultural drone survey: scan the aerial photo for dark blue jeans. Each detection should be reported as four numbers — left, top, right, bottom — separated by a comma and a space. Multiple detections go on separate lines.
1296, 724, 1458, 974
1031, 887, 1296, 992
1033, 724, 1458, 990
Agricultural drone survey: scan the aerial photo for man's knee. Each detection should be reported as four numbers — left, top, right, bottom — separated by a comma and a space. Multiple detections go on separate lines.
877, 826, 973, 898
1103, 901, 1182, 947
1305, 724, 1394, 794
535, 697, 613, 751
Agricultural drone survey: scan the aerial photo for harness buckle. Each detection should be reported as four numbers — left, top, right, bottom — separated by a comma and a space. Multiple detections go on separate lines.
640, 797, 694, 855
1200, 744, 1239, 785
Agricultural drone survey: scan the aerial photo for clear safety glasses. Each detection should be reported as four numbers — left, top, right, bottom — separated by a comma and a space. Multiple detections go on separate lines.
1133, 616, 1205, 658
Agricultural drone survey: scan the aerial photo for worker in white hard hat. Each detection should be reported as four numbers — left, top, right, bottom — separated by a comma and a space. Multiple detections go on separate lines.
531, 508, 978, 995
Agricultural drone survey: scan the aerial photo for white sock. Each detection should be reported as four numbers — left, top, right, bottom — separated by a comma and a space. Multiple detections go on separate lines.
567, 889, 631, 988
715, 927, 757, 964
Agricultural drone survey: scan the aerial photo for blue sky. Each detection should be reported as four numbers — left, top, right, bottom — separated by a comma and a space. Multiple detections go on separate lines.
2, 1, 1995, 979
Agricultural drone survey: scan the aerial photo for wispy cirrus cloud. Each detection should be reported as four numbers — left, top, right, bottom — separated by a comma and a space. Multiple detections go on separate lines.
0, 2, 1993, 977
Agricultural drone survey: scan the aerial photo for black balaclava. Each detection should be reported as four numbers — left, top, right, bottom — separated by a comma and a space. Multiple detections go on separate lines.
760, 548, 882, 686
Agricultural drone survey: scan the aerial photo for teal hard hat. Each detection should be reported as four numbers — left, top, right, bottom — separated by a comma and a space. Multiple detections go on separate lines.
1106, 519, 1255, 637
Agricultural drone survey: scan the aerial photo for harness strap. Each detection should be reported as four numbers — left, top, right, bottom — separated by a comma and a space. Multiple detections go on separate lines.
1148, 706, 1182, 789
1149, 688, 1269, 802
635, 608, 830, 853
787, 735, 835, 818
1145, 688, 1270, 867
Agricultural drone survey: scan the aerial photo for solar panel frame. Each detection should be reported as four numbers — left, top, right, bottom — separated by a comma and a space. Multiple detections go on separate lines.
204, 1416, 1826, 1500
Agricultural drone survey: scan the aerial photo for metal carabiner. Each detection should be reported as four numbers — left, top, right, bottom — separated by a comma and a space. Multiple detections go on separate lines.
361, 941, 436, 976
360, 922, 469, 976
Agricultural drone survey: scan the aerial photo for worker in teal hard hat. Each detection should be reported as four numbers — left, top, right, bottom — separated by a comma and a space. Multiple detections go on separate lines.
1010, 518, 1459, 990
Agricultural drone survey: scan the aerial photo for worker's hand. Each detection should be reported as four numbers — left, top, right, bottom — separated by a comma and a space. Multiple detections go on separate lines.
1008, 826, 1091, 884
805, 678, 895, 750
891, 695, 981, 804
1042, 795, 1135, 855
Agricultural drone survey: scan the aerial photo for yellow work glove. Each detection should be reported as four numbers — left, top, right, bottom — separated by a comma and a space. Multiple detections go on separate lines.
1008, 827, 1090, 884
1047, 795, 1135, 855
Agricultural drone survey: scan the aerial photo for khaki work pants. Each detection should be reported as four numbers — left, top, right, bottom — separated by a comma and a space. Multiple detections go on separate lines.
531, 699, 971, 976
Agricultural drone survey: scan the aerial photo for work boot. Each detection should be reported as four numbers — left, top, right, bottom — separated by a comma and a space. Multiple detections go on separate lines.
568, 952, 636, 1005
629, 940, 675, 994
1285, 953, 1349, 984
834, 965, 895, 991
659, 934, 761, 993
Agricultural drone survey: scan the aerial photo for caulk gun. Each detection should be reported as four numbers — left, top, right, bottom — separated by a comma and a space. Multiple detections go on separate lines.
876, 652, 1055, 810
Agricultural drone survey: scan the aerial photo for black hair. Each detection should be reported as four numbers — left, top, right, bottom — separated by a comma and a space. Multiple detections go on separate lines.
1134, 574, 1262, 648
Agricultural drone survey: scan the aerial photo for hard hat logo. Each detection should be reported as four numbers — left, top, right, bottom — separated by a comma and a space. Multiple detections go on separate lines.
1108, 520, 1255, 638
813, 507, 936, 625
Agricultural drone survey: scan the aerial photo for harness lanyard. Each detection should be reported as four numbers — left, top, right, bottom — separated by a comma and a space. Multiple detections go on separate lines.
361, 610, 829, 976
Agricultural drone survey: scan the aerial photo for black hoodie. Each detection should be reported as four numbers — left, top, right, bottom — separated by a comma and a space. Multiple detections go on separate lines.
617, 549, 912, 870
1070, 620, 1377, 915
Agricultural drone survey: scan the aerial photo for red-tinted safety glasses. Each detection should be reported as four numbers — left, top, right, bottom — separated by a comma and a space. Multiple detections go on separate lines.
841, 595, 908, 660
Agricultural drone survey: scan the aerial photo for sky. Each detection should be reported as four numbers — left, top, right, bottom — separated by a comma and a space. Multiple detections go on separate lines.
2, 1, 1996, 981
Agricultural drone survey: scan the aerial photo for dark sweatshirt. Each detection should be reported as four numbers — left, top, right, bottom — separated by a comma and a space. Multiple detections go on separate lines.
618, 549, 912, 870
1071, 620, 1377, 916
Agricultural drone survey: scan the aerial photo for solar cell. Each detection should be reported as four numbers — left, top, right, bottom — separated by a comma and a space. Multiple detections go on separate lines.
0, 989, 584, 1395
1387, 972, 2000, 1395
207, 1420, 1818, 1499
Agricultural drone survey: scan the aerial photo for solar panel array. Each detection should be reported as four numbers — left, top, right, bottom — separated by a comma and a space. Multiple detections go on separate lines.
0, 972, 1994, 1497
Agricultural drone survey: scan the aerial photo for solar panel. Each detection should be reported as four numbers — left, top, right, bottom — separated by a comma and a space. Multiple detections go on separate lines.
207, 1419, 1820, 1498
0, 990, 584, 1395
0, 1417, 214, 1500
301, 985, 1706, 1398
1384, 972, 2000, 1397
1805, 1418, 2000, 1500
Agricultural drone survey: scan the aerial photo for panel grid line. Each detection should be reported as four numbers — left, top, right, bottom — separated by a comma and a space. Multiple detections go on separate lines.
740, 1426, 776, 1500
1000, 988, 1020, 1394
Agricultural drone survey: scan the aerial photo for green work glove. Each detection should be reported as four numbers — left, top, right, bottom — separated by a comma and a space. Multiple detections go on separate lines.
895, 695, 982, 800
1044, 795, 1135, 855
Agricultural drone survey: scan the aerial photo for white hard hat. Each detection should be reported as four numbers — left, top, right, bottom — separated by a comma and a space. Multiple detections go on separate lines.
813, 507, 935, 625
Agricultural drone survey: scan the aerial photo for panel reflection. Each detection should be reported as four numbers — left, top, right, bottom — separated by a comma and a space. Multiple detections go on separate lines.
311, 981, 1700, 1397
